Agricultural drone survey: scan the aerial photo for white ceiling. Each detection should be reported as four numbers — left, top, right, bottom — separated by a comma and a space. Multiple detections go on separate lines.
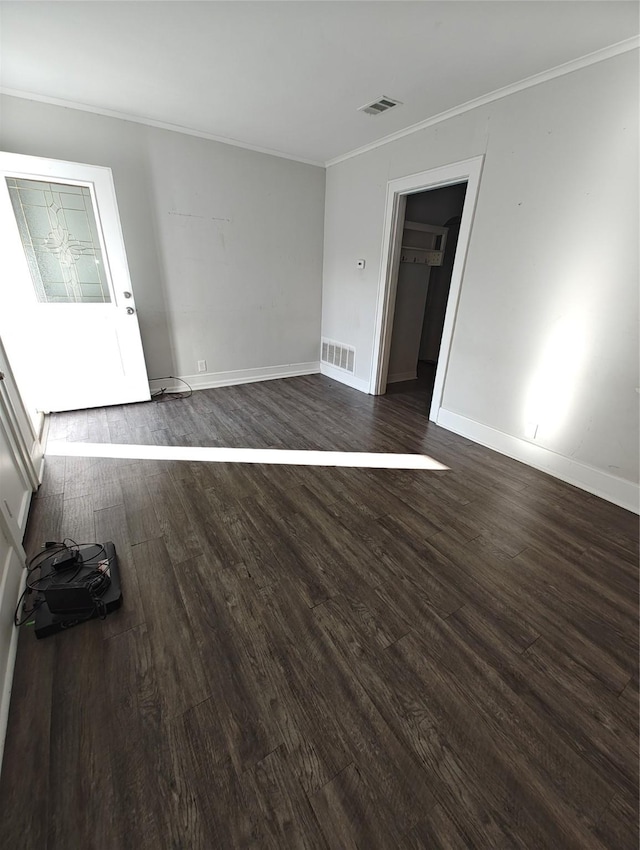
0, 1, 638, 165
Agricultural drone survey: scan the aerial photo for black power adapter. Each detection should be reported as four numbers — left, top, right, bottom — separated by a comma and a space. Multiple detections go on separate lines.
44, 584, 95, 616
51, 550, 81, 571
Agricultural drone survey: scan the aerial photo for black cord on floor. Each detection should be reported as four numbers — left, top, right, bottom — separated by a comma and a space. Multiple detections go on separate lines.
148, 376, 193, 402
14, 586, 42, 626
15, 541, 112, 627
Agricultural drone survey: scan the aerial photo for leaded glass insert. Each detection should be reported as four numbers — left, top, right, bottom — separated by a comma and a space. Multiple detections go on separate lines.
6, 177, 112, 303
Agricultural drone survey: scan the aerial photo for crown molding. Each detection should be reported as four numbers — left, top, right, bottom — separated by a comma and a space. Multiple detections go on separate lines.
0, 88, 325, 168
325, 35, 640, 168
1, 36, 637, 170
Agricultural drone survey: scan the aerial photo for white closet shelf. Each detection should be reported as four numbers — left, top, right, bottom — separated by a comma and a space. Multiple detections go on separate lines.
401, 245, 440, 252
400, 246, 444, 266
403, 220, 448, 234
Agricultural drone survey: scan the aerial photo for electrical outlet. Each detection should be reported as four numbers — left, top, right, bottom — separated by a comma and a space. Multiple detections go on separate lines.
197, 360, 207, 373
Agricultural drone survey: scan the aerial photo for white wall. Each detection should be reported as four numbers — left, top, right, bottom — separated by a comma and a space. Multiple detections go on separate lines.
322, 51, 639, 501
0, 95, 325, 385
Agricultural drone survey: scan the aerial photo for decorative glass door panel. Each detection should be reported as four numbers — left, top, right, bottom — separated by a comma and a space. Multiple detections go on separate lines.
6, 177, 112, 304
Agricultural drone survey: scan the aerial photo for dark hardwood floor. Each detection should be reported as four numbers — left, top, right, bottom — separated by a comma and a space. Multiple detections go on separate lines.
386, 359, 436, 406
1, 374, 638, 849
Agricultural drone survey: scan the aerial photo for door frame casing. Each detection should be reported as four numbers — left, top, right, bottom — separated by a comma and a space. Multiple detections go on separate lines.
0, 334, 40, 774
0, 336, 42, 547
369, 156, 485, 421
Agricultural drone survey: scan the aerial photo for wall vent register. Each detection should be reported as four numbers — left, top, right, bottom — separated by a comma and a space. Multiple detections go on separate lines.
321, 339, 355, 374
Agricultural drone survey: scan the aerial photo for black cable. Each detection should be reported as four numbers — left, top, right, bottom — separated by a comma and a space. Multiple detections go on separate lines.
64, 544, 109, 584
78, 544, 107, 566
14, 586, 43, 627
26, 542, 69, 574
26, 539, 81, 576
27, 542, 104, 574
26, 551, 109, 592
148, 375, 193, 402
65, 560, 85, 585
16, 540, 112, 628
25, 541, 77, 591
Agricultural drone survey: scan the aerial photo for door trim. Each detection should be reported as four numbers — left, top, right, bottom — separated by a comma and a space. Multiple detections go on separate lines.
0, 336, 41, 547
369, 156, 484, 422
0, 336, 41, 486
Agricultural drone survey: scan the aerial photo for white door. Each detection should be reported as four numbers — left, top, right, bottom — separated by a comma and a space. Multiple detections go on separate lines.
0, 152, 150, 412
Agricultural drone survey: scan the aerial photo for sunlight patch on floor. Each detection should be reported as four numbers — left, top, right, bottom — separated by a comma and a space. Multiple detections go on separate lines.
45, 441, 449, 470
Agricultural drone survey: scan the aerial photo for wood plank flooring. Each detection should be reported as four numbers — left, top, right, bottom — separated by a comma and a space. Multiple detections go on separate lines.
1, 374, 638, 849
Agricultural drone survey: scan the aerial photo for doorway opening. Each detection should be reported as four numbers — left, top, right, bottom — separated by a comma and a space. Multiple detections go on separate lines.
385, 182, 467, 410
369, 156, 484, 422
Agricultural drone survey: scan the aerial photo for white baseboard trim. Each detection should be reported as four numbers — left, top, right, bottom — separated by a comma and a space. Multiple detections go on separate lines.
35, 453, 45, 485
149, 361, 320, 394
437, 408, 640, 514
387, 371, 417, 384
34, 411, 46, 442
320, 363, 370, 393
30, 435, 45, 485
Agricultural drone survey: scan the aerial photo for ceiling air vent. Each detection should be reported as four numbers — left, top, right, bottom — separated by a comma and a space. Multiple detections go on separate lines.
359, 96, 402, 116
